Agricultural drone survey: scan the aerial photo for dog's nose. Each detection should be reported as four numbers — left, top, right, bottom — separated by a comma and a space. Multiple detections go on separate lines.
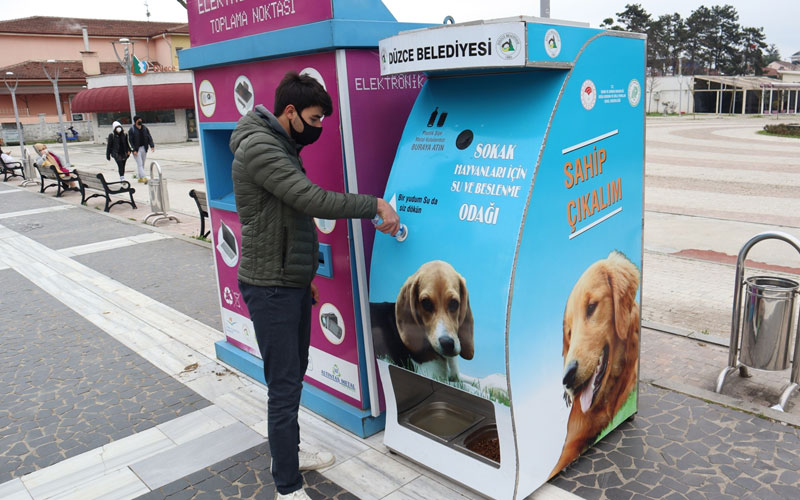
562, 360, 578, 388
439, 336, 456, 355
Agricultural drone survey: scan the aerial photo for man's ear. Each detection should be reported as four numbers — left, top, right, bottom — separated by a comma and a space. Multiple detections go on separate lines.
281, 104, 296, 119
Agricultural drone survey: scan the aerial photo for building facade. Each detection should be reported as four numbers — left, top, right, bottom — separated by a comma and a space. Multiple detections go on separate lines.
0, 16, 189, 143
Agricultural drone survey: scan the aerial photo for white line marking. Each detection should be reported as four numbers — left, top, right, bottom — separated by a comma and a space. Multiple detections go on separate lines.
569, 207, 623, 240
0, 204, 74, 220
58, 232, 172, 257
0, 189, 24, 195
562, 129, 619, 155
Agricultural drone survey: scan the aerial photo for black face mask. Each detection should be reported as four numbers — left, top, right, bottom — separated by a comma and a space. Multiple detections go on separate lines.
289, 113, 322, 146
136, 121, 142, 127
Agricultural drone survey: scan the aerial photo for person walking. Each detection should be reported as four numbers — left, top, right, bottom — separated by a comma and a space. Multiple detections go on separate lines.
230, 71, 400, 500
128, 115, 155, 183
106, 121, 131, 181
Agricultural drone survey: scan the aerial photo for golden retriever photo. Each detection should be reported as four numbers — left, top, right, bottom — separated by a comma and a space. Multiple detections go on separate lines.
550, 251, 640, 477
371, 260, 474, 381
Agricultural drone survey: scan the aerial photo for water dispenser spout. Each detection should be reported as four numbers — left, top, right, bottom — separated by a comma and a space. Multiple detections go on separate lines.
372, 216, 408, 242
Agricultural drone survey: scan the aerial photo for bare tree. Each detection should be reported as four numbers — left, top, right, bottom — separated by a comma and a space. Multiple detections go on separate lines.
646, 74, 660, 113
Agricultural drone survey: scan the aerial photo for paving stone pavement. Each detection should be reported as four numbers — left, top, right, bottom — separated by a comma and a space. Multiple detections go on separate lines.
639, 327, 800, 419
0, 205, 149, 250
551, 384, 800, 500
641, 116, 800, 342
0, 268, 211, 483
4, 117, 800, 499
0, 186, 366, 500
135, 442, 356, 500
73, 237, 221, 330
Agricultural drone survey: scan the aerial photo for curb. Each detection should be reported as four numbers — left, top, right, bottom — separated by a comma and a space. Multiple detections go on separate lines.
644, 378, 800, 429
642, 320, 730, 347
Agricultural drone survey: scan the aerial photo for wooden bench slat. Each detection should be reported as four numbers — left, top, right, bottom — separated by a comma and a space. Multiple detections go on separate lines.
34, 163, 78, 197
74, 169, 137, 213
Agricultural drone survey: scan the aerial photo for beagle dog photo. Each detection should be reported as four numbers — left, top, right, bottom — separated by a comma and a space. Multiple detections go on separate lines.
550, 251, 640, 477
371, 260, 474, 381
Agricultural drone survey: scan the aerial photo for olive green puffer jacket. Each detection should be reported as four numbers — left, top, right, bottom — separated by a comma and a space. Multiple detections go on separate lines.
230, 105, 377, 288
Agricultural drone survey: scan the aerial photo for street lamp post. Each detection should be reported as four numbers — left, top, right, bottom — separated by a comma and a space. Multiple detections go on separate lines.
540, 0, 550, 18
41, 60, 71, 168
3, 71, 27, 162
112, 38, 136, 123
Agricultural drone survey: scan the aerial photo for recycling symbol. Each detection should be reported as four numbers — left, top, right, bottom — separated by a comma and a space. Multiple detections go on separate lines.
223, 287, 234, 305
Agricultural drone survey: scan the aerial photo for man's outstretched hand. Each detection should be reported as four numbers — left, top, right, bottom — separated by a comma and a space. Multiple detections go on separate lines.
375, 198, 400, 236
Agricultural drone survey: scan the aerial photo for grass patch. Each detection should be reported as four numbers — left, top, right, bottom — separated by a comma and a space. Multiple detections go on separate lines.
378, 355, 510, 406
191, 234, 210, 243
759, 123, 800, 138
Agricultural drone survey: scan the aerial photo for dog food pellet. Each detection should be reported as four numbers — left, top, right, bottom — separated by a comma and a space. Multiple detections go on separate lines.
467, 435, 500, 462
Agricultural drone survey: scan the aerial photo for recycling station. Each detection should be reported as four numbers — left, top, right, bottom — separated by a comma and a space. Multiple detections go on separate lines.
368, 17, 646, 498
179, 0, 646, 495
178, 0, 429, 437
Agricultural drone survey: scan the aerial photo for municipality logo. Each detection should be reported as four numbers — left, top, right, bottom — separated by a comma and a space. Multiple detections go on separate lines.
580, 80, 597, 110
628, 79, 642, 107
496, 32, 522, 60
544, 29, 561, 58
321, 364, 355, 393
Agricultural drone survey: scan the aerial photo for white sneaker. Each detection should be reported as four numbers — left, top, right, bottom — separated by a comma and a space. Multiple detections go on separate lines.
298, 447, 335, 470
275, 488, 312, 500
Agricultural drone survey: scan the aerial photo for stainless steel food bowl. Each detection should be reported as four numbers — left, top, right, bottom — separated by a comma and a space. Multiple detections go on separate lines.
454, 424, 501, 467
402, 400, 484, 442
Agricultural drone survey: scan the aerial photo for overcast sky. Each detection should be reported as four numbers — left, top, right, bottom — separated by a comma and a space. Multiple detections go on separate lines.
3, 0, 797, 60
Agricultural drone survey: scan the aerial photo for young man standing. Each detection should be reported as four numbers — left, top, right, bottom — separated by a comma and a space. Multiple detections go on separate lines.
230, 71, 400, 500
128, 115, 155, 183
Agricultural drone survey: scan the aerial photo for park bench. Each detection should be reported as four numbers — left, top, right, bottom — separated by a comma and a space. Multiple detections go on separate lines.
1, 155, 24, 182
35, 163, 80, 197
74, 170, 137, 213
189, 189, 210, 238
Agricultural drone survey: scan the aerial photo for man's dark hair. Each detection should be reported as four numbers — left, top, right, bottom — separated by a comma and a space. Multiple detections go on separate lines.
274, 71, 333, 117
133, 115, 142, 123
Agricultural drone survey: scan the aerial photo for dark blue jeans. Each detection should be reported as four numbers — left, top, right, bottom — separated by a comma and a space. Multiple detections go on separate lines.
239, 282, 312, 495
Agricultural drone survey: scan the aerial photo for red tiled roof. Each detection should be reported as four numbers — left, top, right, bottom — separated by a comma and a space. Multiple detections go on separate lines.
0, 16, 188, 37
0, 60, 126, 80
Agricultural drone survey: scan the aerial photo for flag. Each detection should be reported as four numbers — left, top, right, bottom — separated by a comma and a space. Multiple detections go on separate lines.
131, 54, 148, 75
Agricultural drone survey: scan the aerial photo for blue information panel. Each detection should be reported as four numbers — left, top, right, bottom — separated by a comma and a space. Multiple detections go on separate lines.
370, 70, 567, 394
371, 19, 644, 499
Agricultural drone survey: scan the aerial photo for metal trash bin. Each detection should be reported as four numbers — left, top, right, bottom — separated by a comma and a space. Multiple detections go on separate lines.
716, 231, 800, 412
21, 154, 39, 187
144, 160, 179, 226
740, 276, 799, 371
148, 175, 170, 213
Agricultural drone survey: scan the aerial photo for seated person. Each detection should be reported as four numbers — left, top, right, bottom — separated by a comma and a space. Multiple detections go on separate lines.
34, 143, 76, 187
0, 147, 19, 166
